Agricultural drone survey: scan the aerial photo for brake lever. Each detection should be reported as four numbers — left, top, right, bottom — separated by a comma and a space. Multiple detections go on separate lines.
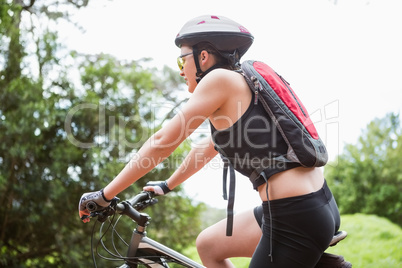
90, 197, 120, 223
134, 195, 158, 211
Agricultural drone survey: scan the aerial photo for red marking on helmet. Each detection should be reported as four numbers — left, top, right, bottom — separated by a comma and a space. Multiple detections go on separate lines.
197, 20, 206, 24
211, 15, 220, 19
239, 26, 250, 33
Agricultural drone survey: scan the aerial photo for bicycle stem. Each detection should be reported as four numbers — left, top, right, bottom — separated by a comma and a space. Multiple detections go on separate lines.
118, 200, 152, 261
126, 228, 145, 260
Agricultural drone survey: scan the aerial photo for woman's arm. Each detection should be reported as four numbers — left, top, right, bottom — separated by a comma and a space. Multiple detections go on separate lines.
142, 136, 218, 193
167, 136, 218, 190
102, 71, 230, 200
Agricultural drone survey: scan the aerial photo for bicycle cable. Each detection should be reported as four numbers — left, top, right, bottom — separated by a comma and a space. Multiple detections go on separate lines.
89, 196, 181, 267
96, 216, 179, 266
90, 218, 99, 268
96, 212, 130, 262
93, 211, 158, 265
90, 210, 127, 266
110, 215, 129, 250
99, 217, 124, 259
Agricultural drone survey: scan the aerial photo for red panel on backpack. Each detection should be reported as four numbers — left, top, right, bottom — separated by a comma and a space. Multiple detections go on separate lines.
253, 61, 319, 139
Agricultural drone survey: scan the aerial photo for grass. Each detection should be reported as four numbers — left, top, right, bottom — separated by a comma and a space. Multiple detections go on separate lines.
184, 214, 402, 267
326, 214, 402, 267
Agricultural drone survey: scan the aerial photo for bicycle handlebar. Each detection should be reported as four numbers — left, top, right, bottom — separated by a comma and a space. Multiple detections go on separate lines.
117, 201, 148, 227
90, 191, 156, 227
116, 191, 153, 212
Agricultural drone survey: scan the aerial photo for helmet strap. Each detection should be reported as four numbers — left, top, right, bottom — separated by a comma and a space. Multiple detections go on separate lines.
198, 64, 226, 81
192, 47, 204, 84
192, 46, 227, 84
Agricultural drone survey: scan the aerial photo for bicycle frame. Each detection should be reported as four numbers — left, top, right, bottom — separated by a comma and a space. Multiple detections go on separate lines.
118, 233, 205, 268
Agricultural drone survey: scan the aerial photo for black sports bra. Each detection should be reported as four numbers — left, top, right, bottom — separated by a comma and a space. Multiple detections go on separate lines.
210, 93, 301, 190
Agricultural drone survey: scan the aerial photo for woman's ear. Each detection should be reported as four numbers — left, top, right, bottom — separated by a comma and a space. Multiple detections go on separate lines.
200, 50, 209, 65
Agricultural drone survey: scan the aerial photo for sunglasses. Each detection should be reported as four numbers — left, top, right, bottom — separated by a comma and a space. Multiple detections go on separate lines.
177, 52, 193, 70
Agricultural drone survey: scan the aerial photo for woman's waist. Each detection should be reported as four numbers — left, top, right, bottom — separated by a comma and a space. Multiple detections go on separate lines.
258, 167, 324, 201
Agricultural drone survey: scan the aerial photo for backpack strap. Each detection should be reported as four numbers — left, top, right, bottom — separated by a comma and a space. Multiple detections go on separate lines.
221, 155, 236, 236
214, 145, 236, 236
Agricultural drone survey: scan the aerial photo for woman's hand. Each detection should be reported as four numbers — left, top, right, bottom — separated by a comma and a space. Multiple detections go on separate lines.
78, 189, 112, 223
143, 181, 171, 195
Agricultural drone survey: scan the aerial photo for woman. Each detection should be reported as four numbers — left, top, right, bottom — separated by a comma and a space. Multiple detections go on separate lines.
79, 15, 341, 267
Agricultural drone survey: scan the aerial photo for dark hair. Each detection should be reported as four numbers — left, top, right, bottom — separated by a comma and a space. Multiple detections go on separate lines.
193, 42, 239, 71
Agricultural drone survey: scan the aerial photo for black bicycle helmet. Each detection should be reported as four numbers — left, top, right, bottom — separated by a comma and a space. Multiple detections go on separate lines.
175, 15, 254, 82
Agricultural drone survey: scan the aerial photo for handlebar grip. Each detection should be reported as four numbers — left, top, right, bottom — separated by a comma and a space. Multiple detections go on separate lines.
86, 201, 98, 212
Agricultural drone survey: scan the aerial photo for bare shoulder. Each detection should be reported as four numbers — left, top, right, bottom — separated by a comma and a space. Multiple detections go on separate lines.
181, 68, 251, 127
190, 68, 251, 130
204, 68, 244, 85
195, 68, 247, 96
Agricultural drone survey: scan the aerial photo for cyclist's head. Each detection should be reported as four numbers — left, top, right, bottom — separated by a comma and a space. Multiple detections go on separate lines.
175, 15, 254, 82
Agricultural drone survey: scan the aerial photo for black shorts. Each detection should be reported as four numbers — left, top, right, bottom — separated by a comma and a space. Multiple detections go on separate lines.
253, 203, 264, 227
250, 180, 340, 267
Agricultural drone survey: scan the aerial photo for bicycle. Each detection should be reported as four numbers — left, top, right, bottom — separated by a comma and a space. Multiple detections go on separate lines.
86, 191, 205, 268
85, 191, 349, 268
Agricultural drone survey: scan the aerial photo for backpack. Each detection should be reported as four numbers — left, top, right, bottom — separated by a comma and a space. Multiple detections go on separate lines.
219, 60, 328, 236
240, 60, 328, 184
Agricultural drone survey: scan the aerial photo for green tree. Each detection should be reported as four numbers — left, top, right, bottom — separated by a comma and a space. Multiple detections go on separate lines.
0, 1, 91, 266
325, 113, 402, 226
0, 1, 204, 266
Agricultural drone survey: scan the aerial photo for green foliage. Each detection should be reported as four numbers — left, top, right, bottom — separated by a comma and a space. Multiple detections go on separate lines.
0, 1, 204, 267
325, 113, 402, 226
147, 195, 205, 251
199, 204, 226, 230
326, 214, 402, 267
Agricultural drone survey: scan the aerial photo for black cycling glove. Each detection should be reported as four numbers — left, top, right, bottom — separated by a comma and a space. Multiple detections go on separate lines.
144, 181, 171, 195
